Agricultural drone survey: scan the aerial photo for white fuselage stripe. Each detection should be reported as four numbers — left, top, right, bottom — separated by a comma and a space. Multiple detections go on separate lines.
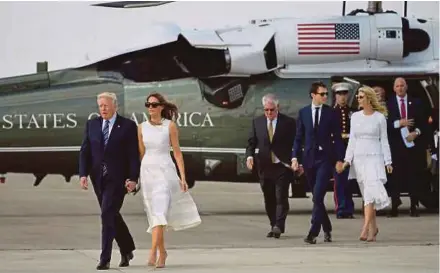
0, 146, 254, 154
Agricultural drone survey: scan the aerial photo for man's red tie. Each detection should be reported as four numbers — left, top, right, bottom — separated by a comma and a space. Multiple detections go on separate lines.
400, 98, 406, 119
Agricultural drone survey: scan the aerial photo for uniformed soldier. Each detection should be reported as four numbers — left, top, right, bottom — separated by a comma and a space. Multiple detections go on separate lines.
332, 82, 356, 219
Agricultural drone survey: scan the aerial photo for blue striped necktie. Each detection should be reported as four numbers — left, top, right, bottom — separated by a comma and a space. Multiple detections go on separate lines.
102, 120, 110, 176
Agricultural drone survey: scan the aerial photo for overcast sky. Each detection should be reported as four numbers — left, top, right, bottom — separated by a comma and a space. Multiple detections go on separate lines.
0, 1, 438, 79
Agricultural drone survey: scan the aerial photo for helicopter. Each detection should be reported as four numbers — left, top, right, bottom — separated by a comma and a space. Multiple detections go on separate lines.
0, 1, 438, 210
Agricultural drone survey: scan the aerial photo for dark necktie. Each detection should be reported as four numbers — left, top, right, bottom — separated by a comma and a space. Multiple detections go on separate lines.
400, 98, 406, 119
268, 120, 275, 163
314, 107, 320, 131
314, 107, 320, 150
102, 120, 110, 176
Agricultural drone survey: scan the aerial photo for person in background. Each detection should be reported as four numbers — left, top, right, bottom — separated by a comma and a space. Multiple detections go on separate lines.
373, 86, 387, 107
291, 81, 345, 244
386, 77, 429, 217
332, 82, 356, 219
338, 86, 392, 242
246, 93, 297, 239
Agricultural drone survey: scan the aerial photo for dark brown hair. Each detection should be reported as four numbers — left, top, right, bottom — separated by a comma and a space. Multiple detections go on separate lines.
146, 92, 178, 121
309, 81, 327, 96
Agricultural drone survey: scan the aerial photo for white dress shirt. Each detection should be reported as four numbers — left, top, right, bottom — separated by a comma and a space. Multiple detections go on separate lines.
311, 103, 323, 127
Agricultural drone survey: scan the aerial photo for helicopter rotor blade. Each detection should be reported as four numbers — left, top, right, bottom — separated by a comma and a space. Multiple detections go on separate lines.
91, 1, 173, 8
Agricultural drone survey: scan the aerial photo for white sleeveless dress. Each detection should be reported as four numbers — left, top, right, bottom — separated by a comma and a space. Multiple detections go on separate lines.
139, 118, 201, 233
344, 111, 391, 210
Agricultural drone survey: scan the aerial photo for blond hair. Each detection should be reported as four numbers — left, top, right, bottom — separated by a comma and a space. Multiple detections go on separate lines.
358, 86, 388, 117
97, 92, 118, 108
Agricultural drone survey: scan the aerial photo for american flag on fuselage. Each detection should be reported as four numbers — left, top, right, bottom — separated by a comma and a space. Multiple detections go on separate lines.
297, 23, 360, 55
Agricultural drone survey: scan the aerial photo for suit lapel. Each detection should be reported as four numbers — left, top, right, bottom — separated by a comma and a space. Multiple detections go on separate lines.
94, 117, 103, 147
261, 117, 270, 142
272, 114, 281, 142
318, 106, 327, 132
307, 105, 314, 129
407, 96, 414, 120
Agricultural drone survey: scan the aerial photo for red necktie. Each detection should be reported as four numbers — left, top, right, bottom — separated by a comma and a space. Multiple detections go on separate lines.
400, 98, 406, 119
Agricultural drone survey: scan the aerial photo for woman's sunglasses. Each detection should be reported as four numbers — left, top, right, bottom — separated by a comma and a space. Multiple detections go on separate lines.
145, 102, 163, 108
356, 95, 365, 100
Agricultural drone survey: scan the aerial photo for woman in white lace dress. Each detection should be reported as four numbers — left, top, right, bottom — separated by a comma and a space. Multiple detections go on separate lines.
338, 86, 393, 242
137, 92, 201, 268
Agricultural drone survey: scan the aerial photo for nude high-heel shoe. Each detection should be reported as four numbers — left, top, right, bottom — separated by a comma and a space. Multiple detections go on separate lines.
156, 251, 168, 268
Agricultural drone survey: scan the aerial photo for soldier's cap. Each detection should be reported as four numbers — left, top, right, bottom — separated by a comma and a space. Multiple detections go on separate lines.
332, 82, 353, 93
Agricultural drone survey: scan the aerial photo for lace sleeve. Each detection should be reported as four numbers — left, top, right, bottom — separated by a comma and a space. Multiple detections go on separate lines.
344, 113, 356, 164
379, 113, 392, 165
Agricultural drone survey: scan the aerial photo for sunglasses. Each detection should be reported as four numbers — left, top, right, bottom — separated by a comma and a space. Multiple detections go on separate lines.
264, 108, 276, 112
356, 95, 365, 99
316, 92, 328, 97
145, 102, 163, 108
336, 91, 349, 95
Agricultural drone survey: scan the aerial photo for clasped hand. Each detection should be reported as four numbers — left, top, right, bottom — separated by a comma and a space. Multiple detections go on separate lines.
125, 180, 137, 192
335, 161, 349, 173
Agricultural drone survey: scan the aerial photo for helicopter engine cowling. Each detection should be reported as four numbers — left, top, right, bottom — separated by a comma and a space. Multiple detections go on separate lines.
274, 13, 430, 66
179, 25, 280, 77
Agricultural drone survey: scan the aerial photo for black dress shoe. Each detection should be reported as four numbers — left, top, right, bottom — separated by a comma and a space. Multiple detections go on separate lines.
272, 226, 281, 239
119, 252, 134, 267
304, 235, 316, 244
266, 231, 274, 238
96, 261, 110, 270
324, 232, 332, 242
387, 209, 398, 218
337, 214, 355, 219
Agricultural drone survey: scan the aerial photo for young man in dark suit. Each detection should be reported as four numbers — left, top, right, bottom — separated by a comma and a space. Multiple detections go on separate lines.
79, 92, 140, 270
386, 77, 429, 217
291, 81, 345, 244
246, 93, 296, 239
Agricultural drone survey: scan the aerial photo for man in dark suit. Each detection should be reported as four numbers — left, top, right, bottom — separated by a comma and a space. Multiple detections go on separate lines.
246, 93, 296, 239
79, 92, 140, 270
291, 81, 345, 244
331, 82, 356, 219
386, 77, 429, 217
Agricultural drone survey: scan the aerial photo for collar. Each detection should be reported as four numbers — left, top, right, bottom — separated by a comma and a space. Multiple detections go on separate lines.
334, 104, 347, 109
397, 94, 408, 102
103, 112, 117, 124
311, 103, 323, 109
267, 114, 278, 123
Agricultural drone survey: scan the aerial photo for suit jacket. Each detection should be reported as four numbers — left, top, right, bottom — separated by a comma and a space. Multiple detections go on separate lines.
79, 114, 140, 186
292, 104, 344, 170
386, 95, 429, 154
246, 113, 296, 175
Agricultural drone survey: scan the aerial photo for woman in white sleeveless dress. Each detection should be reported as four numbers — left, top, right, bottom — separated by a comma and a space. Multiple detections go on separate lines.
137, 92, 201, 268
338, 86, 393, 242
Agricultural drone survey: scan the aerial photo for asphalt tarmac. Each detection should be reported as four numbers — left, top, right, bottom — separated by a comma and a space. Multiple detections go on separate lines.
0, 173, 438, 273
